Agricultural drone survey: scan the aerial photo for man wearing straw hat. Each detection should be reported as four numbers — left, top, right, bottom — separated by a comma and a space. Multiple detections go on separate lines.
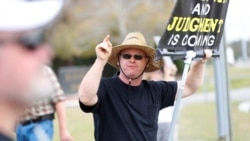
79, 32, 212, 141
0, 0, 65, 141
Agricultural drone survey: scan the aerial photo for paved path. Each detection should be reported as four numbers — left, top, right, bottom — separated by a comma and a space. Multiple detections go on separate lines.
181, 87, 250, 106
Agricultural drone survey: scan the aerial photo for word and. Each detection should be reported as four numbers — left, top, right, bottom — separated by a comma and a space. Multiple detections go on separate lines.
166, 1, 226, 47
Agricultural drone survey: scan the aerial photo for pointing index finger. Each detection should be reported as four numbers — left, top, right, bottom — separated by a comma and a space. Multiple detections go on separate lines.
103, 34, 112, 48
103, 35, 110, 43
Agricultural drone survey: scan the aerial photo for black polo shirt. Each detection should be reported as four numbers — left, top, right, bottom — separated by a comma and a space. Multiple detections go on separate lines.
80, 76, 177, 141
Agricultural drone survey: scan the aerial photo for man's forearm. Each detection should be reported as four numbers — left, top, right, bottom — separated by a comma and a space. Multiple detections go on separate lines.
56, 101, 74, 141
56, 101, 67, 131
183, 60, 206, 97
78, 59, 106, 106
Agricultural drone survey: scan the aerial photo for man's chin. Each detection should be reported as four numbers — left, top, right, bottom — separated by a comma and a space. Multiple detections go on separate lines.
3, 75, 53, 107
126, 73, 142, 79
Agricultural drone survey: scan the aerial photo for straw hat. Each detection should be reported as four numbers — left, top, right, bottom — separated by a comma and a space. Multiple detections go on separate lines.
108, 32, 163, 72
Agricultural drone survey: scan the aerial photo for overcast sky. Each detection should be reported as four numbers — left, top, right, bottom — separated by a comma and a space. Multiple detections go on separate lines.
225, 0, 250, 42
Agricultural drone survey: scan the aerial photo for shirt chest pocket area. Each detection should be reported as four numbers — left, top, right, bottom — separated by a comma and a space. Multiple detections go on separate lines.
147, 103, 159, 125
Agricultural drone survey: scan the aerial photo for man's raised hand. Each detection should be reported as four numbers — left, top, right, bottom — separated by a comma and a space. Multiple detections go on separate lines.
95, 35, 112, 62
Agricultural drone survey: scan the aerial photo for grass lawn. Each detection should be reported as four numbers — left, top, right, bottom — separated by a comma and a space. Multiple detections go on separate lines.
53, 107, 95, 141
179, 102, 250, 141
53, 102, 250, 141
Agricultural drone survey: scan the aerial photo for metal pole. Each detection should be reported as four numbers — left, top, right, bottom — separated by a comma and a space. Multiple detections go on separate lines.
222, 35, 232, 141
241, 39, 248, 61
213, 35, 232, 141
167, 51, 196, 141
214, 56, 227, 140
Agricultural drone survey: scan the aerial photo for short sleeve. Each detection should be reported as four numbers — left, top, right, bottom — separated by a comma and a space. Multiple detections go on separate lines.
79, 98, 101, 113
159, 81, 178, 109
79, 79, 106, 113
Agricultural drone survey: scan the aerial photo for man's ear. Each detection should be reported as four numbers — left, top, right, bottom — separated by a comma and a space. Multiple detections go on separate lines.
117, 62, 120, 66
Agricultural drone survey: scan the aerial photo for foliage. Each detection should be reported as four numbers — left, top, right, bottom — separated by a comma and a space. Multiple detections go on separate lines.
47, 0, 176, 68
174, 60, 184, 74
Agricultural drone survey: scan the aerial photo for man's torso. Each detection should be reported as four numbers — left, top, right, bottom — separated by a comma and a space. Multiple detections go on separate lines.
80, 77, 177, 141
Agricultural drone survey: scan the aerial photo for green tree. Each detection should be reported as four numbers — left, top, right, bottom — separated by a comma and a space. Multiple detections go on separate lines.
48, 0, 176, 67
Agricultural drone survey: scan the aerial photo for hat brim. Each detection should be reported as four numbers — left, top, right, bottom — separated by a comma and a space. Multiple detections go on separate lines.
108, 44, 163, 72
0, 0, 63, 31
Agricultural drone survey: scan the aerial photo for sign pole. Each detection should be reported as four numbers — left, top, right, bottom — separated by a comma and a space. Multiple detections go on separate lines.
214, 35, 232, 141
156, 0, 230, 140
167, 51, 196, 141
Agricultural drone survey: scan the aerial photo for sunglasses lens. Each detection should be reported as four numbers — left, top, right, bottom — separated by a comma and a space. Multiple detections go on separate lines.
0, 30, 45, 51
134, 55, 143, 60
122, 54, 132, 59
121, 54, 146, 60
18, 30, 45, 50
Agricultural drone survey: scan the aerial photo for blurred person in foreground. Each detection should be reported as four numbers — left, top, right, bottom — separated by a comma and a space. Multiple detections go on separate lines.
78, 32, 212, 141
16, 66, 73, 141
0, 0, 64, 141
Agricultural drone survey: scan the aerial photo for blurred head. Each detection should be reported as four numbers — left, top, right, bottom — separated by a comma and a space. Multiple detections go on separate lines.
0, 0, 63, 104
0, 31, 52, 102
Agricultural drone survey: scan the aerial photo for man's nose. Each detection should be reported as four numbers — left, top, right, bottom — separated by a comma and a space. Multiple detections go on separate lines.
129, 56, 136, 63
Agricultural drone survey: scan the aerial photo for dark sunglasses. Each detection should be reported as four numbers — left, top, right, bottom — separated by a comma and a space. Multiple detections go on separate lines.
18, 30, 46, 50
0, 30, 45, 51
120, 54, 148, 60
